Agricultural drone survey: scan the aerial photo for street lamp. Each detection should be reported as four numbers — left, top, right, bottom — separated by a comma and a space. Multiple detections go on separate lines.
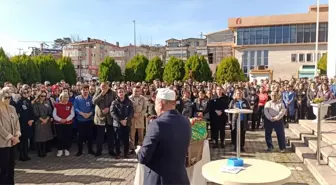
314, 0, 320, 76
133, 20, 136, 55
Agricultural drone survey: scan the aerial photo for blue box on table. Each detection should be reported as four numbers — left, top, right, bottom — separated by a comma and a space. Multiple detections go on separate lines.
227, 158, 244, 167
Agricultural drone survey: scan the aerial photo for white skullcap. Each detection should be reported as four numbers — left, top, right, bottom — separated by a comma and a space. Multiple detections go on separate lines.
156, 88, 176, 101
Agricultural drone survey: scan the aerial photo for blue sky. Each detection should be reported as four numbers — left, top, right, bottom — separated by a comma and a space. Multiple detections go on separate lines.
0, 0, 328, 55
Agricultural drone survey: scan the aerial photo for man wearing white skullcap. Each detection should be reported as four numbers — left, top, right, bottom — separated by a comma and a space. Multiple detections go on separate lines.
136, 88, 191, 185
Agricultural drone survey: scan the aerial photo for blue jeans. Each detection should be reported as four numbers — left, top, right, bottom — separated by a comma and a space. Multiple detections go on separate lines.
264, 119, 286, 150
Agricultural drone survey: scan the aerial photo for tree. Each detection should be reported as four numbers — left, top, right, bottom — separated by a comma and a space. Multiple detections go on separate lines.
98, 56, 123, 82
163, 57, 185, 83
57, 57, 77, 85
215, 57, 245, 84
53, 37, 72, 49
318, 53, 327, 75
0, 47, 21, 85
11, 54, 41, 84
124, 55, 149, 82
33, 55, 64, 84
184, 55, 212, 81
145, 56, 164, 82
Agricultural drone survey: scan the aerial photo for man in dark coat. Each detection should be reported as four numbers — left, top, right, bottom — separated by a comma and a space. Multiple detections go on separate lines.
137, 88, 191, 185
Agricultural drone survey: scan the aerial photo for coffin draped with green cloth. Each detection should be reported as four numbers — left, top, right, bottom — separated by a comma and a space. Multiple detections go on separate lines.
186, 119, 208, 167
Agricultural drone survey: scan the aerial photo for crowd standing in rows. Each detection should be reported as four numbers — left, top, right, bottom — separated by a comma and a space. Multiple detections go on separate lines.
0, 76, 336, 184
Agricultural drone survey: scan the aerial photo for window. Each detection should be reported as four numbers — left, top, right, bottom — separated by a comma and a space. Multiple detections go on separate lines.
317, 53, 322, 61
264, 50, 268, 65
311, 24, 316, 42
291, 54, 297, 62
257, 51, 262, 65
242, 51, 248, 66
250, 51, 255, 66
256, 28, 263, 44
92, 60, 96, 65
319, 23, 327, 42
269, 27, 276, 44
283, 25, 290, 43
250, 28, 256, 45
290, 25, 297, 43
275, 26, 283, 44
262, 27, 269, 44
304, 24, 311, 43
299, 54, 304, 62
237, 29, 243, 45
243, 28, 250, 45
306, 54, 312, 62
243, 66, 248, 73
297, 25, 304, 43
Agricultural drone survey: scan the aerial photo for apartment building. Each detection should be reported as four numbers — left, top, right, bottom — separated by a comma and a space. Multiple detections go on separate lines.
228, 4, 329, 79
165, 38, 207, 61
205, 29, 234, 72
63, 38, 122, 77
122, 44, 166, 63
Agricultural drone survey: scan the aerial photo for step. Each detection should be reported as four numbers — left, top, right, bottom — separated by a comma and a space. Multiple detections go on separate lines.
289, 123, 313, 139
299, 120, 336, 150
291, 140, 336, 185
307, 139, 336, 172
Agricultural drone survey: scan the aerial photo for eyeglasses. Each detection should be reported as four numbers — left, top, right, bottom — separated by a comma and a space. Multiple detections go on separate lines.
40, 95, 46, 98
4, 96, 11, 100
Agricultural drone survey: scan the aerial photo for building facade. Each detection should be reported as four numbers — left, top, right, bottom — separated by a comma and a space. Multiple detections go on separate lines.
122, 45, 166, 64
63, 38, 122, 77
228, 4, 329, 79
205, 29, 234, 72
165, 38, 207, 61
327, 2, 336, 77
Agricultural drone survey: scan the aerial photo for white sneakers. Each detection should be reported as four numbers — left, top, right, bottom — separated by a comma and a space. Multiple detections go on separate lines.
57, 150, 63, 157
57, 150, 70, 157
64, 150, 70, 156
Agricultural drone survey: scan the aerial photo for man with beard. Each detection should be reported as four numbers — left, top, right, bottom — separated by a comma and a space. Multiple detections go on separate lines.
136, 88, 191, 185
209, 86, 229, 148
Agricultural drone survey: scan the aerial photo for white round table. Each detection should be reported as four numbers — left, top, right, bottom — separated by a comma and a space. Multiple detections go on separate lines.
202, 158, 291, 185
225, 109, 253, 158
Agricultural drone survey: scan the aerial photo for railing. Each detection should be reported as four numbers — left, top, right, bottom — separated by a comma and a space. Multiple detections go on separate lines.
316, 99, 336, 165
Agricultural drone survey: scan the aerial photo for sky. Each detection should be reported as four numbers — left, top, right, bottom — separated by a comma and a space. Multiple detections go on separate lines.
0, 0, 329, 55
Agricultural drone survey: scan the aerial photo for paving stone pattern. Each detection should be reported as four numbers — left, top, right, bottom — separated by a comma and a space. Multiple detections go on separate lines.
15, 129, 319, 185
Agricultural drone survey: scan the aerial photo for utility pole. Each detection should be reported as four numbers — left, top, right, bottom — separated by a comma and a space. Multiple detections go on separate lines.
181, 38, 183, 60
17, 48, 23, 55
133, 20, 136, 56
314, 0, 320, 76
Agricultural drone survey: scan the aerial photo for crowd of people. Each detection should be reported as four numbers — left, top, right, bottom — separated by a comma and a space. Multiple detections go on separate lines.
0, 75, 336, 184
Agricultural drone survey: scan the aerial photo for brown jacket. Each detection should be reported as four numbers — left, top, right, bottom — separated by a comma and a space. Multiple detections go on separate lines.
0, 105, 21, 148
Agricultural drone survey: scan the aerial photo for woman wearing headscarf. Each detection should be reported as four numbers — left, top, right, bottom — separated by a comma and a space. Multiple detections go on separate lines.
32, 90, 54, 157
228, 89, 250, 152
264, 91, 286, 152
53, 92, 75, 157
0, 89, 21, 184
16, 88, 35, 161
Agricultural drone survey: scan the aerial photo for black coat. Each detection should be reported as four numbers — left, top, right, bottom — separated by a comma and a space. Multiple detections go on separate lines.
209, 95, 229, 124
110, 97, 134, 127
16, 98, 35, 138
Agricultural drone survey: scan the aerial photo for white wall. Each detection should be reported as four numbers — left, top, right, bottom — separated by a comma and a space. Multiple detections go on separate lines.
327, 0, 336, 77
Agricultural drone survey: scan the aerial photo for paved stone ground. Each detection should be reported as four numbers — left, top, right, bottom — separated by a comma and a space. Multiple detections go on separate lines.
15, 129, 319, 185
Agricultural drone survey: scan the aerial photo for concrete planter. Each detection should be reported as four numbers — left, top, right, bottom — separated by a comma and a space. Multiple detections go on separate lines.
311, 104, 330, 123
